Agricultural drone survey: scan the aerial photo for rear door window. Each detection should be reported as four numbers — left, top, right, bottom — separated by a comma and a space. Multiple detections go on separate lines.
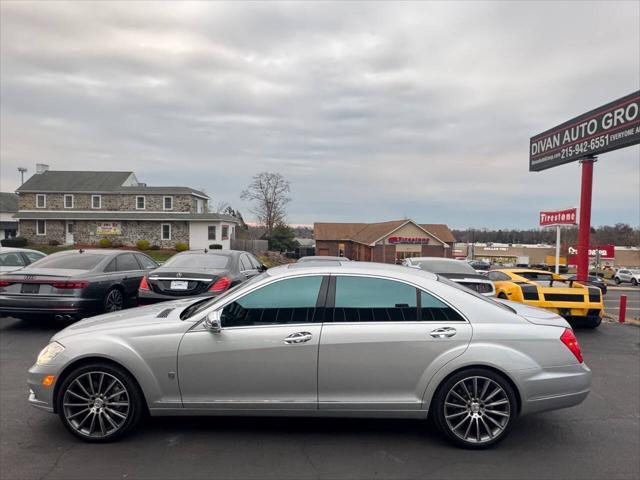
0, 252, 25, 267
135, 254, 158, 270
116, 253, 140, 271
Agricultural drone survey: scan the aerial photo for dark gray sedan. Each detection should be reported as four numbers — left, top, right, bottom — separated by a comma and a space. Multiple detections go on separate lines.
138, 250, 265, 305
0, 249, 158, 321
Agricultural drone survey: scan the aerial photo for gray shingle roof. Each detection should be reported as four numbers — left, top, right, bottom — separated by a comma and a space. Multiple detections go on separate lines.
14, 211, 239, 223
15, 171, 209, 198
17, 171, 134, 193
0, 193, 19, 213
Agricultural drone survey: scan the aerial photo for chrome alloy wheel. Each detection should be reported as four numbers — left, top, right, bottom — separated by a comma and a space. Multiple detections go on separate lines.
62, 371, 130, 438
443, 376, 511, 444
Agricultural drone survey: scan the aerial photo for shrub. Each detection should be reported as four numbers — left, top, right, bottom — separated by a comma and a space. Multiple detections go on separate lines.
209, 244, 223, 250
136, 239, 150, 250
149, 244, 160, 250
0, 236, 28, 247
48, 239, 60, 246
175, 242, 189, 252
98, 238, 112, 248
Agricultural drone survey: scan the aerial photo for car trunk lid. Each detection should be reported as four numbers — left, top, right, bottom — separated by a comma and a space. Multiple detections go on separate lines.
497, 299, 570, 328
147, 268, 226, 296
0, 268, 90, 296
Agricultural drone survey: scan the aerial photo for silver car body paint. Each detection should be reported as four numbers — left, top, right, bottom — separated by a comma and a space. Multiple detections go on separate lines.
28, 262, 590, 420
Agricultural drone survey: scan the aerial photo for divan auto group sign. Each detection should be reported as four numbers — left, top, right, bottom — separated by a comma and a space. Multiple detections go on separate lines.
530, 90, 640, 171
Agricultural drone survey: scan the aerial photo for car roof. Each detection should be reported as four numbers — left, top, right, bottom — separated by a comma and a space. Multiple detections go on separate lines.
268, 260, 438, 281
0, 247, 43, 254
174, 250, 242, 256
408, 257, 460, 263
47, 249, 129, 257
493, 268, 554, 274
298, 255, 348, 261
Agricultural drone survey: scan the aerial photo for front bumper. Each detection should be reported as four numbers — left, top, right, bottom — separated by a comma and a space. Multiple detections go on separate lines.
0, 295, 101, 319
27, 363, 60, 413
138, 289, 218, 305
518, 362, 592, 415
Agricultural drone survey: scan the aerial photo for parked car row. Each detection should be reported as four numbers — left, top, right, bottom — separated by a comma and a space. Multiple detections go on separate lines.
0, 249, 266, 321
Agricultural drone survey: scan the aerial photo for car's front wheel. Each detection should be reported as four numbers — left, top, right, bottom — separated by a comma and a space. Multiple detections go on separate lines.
56, 362, 143, 442
632, 278, 638, 286
614, 277, 621, 285
432, 368, 517, 449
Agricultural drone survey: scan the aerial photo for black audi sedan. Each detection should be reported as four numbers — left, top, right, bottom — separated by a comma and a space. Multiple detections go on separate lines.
0, 249, 158, 321
138, 250, 266, 305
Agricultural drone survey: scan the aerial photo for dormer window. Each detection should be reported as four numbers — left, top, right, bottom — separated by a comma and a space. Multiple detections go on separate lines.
136, 196, 145, 210
163, 196, 173, 210
36, 194, 46, 208
64, 194, 74, 208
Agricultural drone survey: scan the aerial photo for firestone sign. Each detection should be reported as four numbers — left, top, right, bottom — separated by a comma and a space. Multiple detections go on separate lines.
539, 208, 577, 227
387, 236, 430, 245
567, 244, 615, 261
530, 90, 640, 171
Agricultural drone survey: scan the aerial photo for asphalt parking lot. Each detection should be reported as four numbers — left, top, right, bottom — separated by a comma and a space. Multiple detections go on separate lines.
0, 317, 638, 480
604, 287, 640, 322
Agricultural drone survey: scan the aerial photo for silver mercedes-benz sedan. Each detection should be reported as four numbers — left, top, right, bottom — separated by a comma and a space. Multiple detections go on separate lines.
28, 261, 591, 448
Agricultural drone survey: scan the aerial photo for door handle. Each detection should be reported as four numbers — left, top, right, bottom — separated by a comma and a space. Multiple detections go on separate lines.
284, 332, 313, 344
430, 327, 457, 338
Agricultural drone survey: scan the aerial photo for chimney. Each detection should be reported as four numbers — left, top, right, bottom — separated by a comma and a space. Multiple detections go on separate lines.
36, 163, 50, 174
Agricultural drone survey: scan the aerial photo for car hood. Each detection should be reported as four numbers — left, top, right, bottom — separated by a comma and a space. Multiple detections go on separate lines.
497, 299, 570, 328
52, 298, 199, 341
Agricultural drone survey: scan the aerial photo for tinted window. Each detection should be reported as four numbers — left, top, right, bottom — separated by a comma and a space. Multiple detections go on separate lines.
488, 271, 510, 281
420, 291, 464, 321
23, 251, 46, 263
221, 276, 323, 327
164, 254, 230, 269
239, 255, 252, 271
0, 252, 25, 267
30, 254, 104, 270
248, 254, 261, 269
116, 253, 140, 271
333, 276, 418, 322
418, 260, 476, 275
104, 259, 116, 272
135, 254, 158, 269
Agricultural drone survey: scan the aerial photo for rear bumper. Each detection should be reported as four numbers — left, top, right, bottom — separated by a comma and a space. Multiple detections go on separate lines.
138, 289, 218, 305
521, 300, 602, 319
518, 362, 592, 415
0, 295, 100, 319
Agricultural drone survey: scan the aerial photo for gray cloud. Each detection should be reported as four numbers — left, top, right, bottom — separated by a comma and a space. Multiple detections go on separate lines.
1, 0, 638, 228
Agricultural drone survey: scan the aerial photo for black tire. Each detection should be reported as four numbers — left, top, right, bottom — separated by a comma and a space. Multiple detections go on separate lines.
614, 277, 621, 285
584, 316, 602, 329
103, 287, 124, 313
632, 279, 638, 286
56, 362, 143, 442
497, 292, 508, 300
432, 368, 517, 449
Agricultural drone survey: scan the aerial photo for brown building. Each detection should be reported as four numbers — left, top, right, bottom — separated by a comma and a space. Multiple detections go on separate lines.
314, 219, 456, 263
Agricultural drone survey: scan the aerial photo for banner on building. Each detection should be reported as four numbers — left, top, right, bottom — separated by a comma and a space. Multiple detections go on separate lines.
387, 236, 430, 245
96, 222, 122, 235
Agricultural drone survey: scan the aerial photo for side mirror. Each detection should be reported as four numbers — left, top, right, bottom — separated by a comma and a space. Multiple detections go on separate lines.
258, 264, 267, 272
204, 311, 222, 333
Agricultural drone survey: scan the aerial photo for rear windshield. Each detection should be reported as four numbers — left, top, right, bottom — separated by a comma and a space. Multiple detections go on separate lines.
437, 275, 515, 313
164, 254, 230, 269
419, 260, 476, 275
29, 254, 104, 270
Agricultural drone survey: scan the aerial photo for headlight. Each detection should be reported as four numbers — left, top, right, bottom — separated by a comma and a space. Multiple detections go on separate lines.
36, 342, 65, 366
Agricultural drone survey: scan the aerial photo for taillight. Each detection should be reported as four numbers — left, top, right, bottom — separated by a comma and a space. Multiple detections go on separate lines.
209, 276, 231, 292
52, 280, 89, 289
560, 328, 583, 363
139, 276, 150, 291
0, 279, 14, 288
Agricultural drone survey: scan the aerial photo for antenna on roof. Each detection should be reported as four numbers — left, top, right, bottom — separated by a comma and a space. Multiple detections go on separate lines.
204, 249, 208, 253
17, 167, 27, 185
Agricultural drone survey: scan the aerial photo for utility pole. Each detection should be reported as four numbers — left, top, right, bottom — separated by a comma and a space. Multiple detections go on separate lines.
18, 167, 27, 185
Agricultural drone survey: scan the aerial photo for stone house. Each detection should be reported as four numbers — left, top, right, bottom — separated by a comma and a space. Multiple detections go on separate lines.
314, 219, 456, 263
15, 167, 239, 249
0, 192, 19, 240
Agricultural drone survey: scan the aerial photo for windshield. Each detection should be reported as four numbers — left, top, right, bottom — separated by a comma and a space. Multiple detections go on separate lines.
28, 254, 104, 270
516, 271, 570, 286
180, 272, 268, 320
419, 260, 476, 275
436, 275, 515, 313
164, 254, 230, 269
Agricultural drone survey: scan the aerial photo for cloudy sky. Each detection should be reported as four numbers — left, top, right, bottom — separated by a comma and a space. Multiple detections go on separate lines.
1, 1, 638, 229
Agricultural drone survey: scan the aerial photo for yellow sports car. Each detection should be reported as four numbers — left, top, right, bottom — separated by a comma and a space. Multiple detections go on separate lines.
487, 268, 603, 328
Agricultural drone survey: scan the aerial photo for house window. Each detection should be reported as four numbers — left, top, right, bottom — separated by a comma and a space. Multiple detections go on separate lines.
161, 223, 171, 240
91, 195, 101, 209
36, 194, 46, 208
64, 194, 74, 208
222, 225, 229, 240
208, 226, 216, 240
36, 220, 46, 236
136, 196, 145, 210
163, 196, 173, 210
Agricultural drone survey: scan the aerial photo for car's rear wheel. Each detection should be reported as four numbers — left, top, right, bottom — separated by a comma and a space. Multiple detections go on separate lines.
103, 288, 124, 313
584, 316, 602, 329
432, 368, 517, 449
56, 363, 143, 442
614, 277, 621, 285
632, 278, 638, 286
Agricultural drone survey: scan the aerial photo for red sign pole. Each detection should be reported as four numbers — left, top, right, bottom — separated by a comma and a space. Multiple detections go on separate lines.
577, 157, 596, 282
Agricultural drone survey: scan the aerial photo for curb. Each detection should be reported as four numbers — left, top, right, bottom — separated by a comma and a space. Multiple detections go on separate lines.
606, 286, 640, 292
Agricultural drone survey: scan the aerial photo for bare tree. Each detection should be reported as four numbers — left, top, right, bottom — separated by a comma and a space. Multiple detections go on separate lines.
214, 200, 231, 214
241, 172, 291, 236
